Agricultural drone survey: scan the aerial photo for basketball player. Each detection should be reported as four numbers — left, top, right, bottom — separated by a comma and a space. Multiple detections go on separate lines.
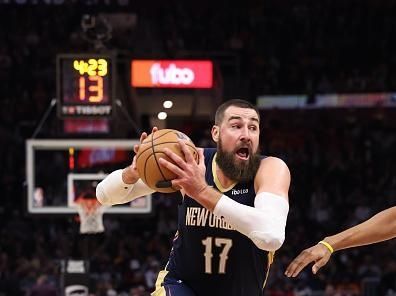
285, 206, 396, 278
96, 99, 291, 295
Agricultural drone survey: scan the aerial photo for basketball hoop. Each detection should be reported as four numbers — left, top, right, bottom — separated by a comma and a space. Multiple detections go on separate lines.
75, 198, 106, 234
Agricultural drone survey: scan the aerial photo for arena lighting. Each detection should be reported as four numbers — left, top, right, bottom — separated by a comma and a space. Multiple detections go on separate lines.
163, 100, 173, 109
158, 111, 167, 120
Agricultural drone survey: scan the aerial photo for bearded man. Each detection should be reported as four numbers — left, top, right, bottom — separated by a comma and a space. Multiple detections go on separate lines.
96, 99, 291, 296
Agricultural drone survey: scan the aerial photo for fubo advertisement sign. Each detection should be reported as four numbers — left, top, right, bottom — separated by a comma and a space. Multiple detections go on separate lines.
131, 60, 213, 88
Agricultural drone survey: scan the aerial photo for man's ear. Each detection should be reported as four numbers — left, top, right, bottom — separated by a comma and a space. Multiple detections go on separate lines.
211, 125, 219, 143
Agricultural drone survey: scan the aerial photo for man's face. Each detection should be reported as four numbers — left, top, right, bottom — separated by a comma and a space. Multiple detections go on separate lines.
212, 106, 261, 182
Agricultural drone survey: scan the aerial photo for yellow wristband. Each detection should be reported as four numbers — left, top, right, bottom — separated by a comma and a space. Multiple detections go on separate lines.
318, 240, 334, 254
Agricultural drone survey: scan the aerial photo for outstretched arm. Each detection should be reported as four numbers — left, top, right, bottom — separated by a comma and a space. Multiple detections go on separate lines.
96, 128, 157, 206
285, 206, 396, 277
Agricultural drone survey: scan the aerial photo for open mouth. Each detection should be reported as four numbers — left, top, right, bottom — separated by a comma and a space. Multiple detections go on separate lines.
235, 147, 250, 160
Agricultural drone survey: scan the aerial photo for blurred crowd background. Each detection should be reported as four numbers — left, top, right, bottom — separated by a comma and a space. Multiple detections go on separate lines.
1, 1, 396, 295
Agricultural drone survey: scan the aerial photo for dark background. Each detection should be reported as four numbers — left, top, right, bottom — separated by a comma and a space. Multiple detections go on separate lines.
1, 1, 396, 295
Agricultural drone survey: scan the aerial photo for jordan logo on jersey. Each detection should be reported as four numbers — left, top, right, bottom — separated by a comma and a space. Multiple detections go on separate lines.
231, 188, 249, 195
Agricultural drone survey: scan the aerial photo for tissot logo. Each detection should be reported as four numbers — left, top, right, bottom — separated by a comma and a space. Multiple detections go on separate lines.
231, 188, 249, 195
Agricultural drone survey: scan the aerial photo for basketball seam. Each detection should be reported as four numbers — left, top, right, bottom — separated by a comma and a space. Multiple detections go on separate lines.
136, 141, 197, 162
151, 130, 170, 184
143, 153, 153, 186
136, 130, 198, 192
141, 130, 174, 144
136, 129, 174, 162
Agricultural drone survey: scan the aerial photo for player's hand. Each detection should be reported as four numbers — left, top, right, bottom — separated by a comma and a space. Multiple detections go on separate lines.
122, 127, 159, 184
284, 243, 332, 277
158, 141, 207, 197
133, 126, 159, 154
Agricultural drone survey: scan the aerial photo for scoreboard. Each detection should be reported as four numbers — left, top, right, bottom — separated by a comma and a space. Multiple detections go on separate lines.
56, 54, 115, 118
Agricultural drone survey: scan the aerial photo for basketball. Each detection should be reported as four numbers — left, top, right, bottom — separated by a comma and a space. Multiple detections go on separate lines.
135, 129, 199, 193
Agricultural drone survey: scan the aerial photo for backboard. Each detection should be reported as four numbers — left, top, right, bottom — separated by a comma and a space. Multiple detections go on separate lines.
26, 139, 151, 214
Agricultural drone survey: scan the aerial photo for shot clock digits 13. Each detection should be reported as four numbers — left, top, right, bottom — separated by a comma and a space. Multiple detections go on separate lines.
57, 54, 114, 118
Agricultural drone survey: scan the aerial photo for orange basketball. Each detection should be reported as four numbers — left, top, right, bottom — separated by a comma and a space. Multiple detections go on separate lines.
135, 129, 199, 193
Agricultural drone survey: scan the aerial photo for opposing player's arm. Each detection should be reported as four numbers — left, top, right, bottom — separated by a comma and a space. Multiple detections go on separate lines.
324, 206, 396, 250
285, 207, 396, 277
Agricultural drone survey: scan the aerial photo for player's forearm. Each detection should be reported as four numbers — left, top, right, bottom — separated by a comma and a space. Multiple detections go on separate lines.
325, 207, 396, 251
196, 187, 289, 251
96, 169, 154, 206
194, 186, 223, 211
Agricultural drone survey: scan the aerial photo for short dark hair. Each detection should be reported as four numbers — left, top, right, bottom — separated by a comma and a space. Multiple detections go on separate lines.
214, 99, 260, 125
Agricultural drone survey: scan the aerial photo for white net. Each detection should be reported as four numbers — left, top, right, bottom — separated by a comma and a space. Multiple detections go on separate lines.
76, 199, 106, 234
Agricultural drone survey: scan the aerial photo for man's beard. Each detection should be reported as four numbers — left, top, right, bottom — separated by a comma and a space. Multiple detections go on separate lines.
216, 139, 261, 183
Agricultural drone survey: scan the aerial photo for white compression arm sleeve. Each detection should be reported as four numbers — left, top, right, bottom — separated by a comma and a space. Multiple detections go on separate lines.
96, 169, 155, 206
213, 192, 289, 251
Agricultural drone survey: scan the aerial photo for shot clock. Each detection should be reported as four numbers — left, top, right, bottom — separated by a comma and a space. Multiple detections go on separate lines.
57, 54, 115, 118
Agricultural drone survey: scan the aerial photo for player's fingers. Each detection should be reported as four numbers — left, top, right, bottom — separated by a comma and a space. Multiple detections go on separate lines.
131, 155, 137, 167
288, 260, 311, 277
285, 260, 299, 277
178, 140, 194, 163
197, 148, 205, 167
133, 144, 140, 154
140, 132, 148, 143
152, 126, 158, 133
285, 253, 312, 277
158, 157, 184, 176
162, 148, 188, 169
312, 256, 330, 274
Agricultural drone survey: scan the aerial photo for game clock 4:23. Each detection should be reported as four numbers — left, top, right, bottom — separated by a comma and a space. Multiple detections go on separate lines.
56, 54, 115, 118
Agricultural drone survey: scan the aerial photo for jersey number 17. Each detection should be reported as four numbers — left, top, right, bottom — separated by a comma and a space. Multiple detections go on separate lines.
202, 236, 233, 274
